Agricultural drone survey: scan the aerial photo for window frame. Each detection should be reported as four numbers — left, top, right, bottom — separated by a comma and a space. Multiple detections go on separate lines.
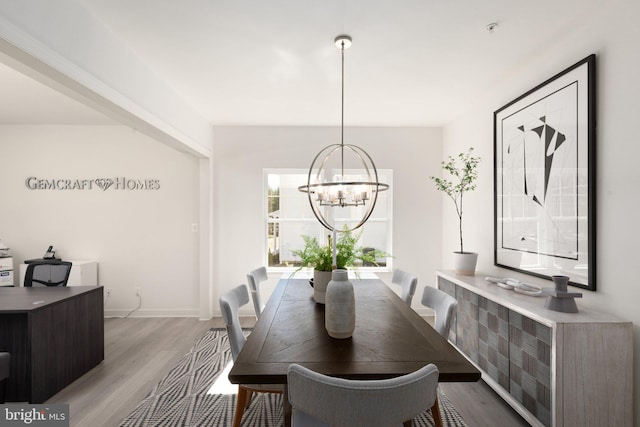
264, 168, 393, 273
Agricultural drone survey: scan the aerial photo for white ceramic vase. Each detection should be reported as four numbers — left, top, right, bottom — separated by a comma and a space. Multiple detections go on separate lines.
453, 251, 478, 275
313, 269, 332, 304
325, 269, 355, 339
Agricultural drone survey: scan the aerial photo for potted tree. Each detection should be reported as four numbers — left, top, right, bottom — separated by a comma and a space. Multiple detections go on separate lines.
291, 227, 388, 303
431, 148, 481, 275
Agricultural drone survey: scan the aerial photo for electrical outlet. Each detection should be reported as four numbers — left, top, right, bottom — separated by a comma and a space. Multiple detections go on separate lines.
106, 288, 111, 297
191, 223, 199, 232
135, 287, 141, 296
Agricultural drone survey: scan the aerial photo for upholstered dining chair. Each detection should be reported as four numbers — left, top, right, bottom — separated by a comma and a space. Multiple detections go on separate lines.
287, 363, 443, 427
421, 286, 458, 339
0, 352, 10, 404
246, 266, 268, 319
219, 285, 282, 427
391, 269, 418, 306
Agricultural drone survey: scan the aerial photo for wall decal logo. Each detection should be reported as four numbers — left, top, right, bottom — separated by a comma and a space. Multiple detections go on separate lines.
94, 178, 114, 191
25, 177, 161, 191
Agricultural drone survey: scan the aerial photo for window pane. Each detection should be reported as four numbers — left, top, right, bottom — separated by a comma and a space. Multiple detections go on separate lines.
280, 174, 315, 219
334, 220, 389, 267
368, 191, 389, 220
267, 174, 280, 216
272, 220, 325, 267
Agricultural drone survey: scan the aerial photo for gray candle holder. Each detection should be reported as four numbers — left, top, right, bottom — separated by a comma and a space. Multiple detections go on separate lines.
543, 275, 582, 313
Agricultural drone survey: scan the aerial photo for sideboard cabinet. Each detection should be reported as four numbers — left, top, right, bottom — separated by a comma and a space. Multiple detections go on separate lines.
436, 270, 632, 427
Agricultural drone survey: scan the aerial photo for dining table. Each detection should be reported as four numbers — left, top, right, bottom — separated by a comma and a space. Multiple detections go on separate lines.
228, 273, 481, 426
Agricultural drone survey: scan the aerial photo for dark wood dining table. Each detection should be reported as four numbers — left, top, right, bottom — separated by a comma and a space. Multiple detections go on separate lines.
228, 274, 480, 426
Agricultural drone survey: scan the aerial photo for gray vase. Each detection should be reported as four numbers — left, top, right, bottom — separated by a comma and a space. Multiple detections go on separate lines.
313, 270, 332, 304
552, 275, 569, 292
325, 269, 355, 339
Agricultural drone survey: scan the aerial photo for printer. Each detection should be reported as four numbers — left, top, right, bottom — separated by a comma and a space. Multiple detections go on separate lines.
0, 240, 13, 287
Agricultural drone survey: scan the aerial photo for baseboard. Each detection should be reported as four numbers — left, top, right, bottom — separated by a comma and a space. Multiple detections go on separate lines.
104, 310, 433, 321
104, 308, 200, 318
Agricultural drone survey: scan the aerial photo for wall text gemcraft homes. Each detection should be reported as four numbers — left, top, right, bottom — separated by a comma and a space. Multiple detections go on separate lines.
25, 177, 161, 191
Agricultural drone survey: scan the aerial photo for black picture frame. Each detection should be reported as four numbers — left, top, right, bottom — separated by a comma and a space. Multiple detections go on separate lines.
494, 54, 596, 291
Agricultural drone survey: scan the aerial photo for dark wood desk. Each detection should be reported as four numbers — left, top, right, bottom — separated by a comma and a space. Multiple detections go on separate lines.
0, 286, 104, 402
229, 277, 480, 425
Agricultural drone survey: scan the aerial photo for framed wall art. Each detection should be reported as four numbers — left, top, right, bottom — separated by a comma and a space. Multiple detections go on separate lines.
494, 54, 596, 291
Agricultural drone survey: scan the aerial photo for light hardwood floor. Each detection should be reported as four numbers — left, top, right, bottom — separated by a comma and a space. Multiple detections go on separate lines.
46, 317, 529, 427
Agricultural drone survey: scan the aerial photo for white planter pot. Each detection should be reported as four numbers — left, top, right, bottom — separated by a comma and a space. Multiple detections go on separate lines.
313, 269, 332, 304
453, 252, 478, 275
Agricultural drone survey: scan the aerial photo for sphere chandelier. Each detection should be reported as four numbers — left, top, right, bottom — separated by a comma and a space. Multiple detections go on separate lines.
298, 35, 389, 232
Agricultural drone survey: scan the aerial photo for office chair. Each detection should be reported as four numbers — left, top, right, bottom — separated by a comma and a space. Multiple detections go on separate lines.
246, 266, 268, 319
287, 363, 443, 427
391, 269, 418, 306
421, 286, 458, 339
219, 285, 283, 427
24, 261, 73, 287
0, 352, 10, 404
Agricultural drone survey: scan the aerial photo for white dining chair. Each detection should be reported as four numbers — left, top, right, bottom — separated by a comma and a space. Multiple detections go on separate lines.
391, 269, 418, 306
246, 266, 268, 319
219, 284, 283, 427
287, 363, 443, 427
421, 285, 458, 339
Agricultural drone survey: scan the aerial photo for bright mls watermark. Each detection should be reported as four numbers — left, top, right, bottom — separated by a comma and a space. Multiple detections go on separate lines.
1, 404, 69, 426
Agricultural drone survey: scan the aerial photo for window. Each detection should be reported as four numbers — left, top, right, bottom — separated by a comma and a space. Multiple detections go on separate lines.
265, 169, 392, 271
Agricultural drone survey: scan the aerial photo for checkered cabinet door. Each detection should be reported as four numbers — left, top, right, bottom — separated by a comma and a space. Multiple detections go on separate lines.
478, 296, 510, 390
509, 312, 552, 427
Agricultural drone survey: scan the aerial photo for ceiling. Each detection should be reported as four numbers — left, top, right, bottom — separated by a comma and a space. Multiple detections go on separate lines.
1, 0, 598, 127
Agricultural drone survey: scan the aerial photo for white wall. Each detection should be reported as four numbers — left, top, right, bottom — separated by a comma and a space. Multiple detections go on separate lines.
442, 0, 640, 422
213, 126, 442, 316
0, 125, 202, 316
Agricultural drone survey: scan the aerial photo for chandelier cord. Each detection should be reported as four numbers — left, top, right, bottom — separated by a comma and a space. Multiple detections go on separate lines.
340, 39, 345, 177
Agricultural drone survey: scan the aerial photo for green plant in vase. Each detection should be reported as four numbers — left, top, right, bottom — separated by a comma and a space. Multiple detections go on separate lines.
291, 234, 333, 272
292, 227, 388, 270
291, 227, 389, 303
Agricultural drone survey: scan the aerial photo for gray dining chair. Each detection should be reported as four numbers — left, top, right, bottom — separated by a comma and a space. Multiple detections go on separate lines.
0, 352, 10, 404
219, 285, 282, 427
421, 286, 458, 339
391, 269, 418, 306
287, 363, 443, 427
246, 266, 268, 319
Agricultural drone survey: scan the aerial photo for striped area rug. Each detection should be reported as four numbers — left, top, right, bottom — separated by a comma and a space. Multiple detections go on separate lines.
120, 329, 467, 426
